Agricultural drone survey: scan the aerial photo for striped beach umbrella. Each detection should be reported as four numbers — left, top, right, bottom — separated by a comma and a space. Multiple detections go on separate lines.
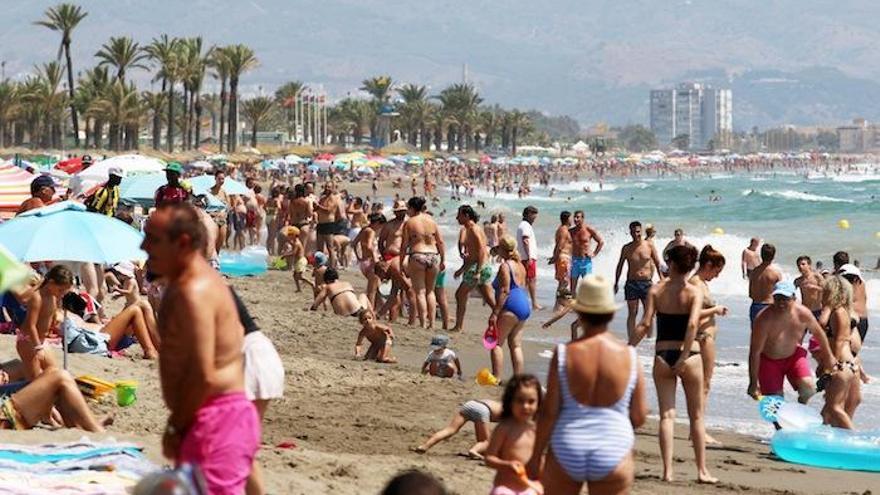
0, 162, 67, 219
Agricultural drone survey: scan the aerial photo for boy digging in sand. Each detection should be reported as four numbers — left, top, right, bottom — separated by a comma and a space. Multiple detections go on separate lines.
355, 309, 397, 363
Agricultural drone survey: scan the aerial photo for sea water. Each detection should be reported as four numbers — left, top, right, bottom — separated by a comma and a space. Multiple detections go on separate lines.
436, 169, 880, 437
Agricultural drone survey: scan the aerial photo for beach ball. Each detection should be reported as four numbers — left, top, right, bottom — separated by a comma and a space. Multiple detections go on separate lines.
838, 219, 850, 230
712, 227, 724, 235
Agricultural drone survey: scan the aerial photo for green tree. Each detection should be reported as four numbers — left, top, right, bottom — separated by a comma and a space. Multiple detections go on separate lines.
222, 44, 258, 151
360, 75, 394, 103
142, 90, 166, 150
241, 96, 275, 147
671, 133, 689, 150
0, 81, 20, 147
95, 36, 148, 83
75, 66, 110, 148
208, 48, 230, 151
617, 125, 658, 152
35, 2, 87, 147
145, 34, 179, 151
92, 80, 141, 151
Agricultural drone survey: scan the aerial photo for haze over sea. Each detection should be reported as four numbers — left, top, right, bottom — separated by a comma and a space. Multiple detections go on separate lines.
437, 168, 880, 438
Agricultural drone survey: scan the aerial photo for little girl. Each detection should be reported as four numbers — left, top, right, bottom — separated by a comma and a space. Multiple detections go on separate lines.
485, 374, 544, 495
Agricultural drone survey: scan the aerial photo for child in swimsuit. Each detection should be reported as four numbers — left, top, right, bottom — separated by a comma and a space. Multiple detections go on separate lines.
421, 335, 462, 379
485, 375, 543, 495
355, 309, 397, 363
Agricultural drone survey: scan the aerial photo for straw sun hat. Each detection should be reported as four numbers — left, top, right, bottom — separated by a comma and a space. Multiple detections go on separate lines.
569, 275, 621, 314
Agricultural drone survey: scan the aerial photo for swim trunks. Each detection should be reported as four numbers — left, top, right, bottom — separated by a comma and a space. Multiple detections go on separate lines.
571, 256, 592, 280
435, 271, 447, 289
316, 220, 347, 236
624, 279, 652, 302
459, 400, 491, 423
294, 256, 308, 274
758, 346, 812, 395
749, 302, 769, 325
178, 392, 260, 495
554, 254, 571, 282
0, 396, 26, 430
522, 259, 537, 280
463, 263, 493, 287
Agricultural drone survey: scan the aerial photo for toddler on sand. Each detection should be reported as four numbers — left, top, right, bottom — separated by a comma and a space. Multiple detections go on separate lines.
355, 309, 397, 363
421, 335, 462, 379
485, 375, 544, 495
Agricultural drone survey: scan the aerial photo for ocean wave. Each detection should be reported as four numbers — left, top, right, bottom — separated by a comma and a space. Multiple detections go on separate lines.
741, 189, 855, 203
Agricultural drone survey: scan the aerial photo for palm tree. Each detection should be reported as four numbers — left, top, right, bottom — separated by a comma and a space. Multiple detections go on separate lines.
0, 81, 20, 147
200, 93, 219, 144
241, 96, 275, 147
222, 44, 258, 152
35, 3, 87, 147
480, 108, 501, 150
360, 75, 394, 103
92, 81, 140, 151
396, 83, 429, 147
506, 110, 531, 155
177, 37, 212, 150
275, 80, 305, 139
142, 91, 166, 150
208, 48, 231, 151
75, 66, 110, 148
95, 36, 148, 83
145, 34, 179, 151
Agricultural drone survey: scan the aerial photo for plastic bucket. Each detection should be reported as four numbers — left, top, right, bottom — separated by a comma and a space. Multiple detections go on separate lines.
116, 380, 138, 406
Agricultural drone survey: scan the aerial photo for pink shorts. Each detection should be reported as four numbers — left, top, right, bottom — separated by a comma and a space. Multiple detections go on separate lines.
758, 346, 812, 395
490, 486, 538, 495
178, 392, 260, 495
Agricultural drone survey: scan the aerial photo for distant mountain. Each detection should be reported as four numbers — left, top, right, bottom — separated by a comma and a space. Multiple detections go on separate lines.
3, 0, 880, 129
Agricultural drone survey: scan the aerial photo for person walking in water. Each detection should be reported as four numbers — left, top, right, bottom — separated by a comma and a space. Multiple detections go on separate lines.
748, 244, 782, 328
613, 221, 663, 342
569, 210, 604, 294
631, 245, 718, 484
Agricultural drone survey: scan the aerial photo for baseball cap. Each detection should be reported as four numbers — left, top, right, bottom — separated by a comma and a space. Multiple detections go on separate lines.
82, 155, 94, 165
108, 166, 125, 178
165, 162, 184, 174
313, 251, 328, 266
430, 334, 449, 350
30, 175, 55, 194
393, 199, 407, 212
839, 263, 862, 280
771, 280, 796, 299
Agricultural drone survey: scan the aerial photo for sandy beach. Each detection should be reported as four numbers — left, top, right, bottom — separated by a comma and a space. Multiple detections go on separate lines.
3, 265, 877, 495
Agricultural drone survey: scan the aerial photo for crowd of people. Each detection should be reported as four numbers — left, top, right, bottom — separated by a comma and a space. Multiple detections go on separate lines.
0, 152, 876, 494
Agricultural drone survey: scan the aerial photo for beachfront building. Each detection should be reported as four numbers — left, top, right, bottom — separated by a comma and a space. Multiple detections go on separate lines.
836, 118, 880, 152
650, 83, 732, 150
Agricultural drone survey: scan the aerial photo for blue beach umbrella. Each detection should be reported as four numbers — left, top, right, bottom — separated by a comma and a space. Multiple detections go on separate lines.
118, 173, 232, 211
187, 174, 252, 196
0, 201, 145, 264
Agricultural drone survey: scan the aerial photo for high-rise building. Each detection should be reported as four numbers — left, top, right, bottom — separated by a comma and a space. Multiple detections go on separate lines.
650, 83, 732, 150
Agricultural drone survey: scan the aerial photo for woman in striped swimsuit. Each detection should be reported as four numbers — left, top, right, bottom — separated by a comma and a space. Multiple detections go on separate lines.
527, 275, 647, 494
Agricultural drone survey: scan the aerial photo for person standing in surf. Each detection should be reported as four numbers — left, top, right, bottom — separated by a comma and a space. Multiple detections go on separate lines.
741, 238, 761, 279
613, 221, 664, 343
569, 210, 604, 294
748, 244, 782, 328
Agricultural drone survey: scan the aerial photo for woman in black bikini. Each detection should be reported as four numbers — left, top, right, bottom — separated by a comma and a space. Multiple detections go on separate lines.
820, 275, 858, 429
310, 268, 371, 317
631, 244, 716, 484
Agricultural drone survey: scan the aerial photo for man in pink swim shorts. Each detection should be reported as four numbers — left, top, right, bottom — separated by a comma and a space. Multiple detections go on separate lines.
748, 281, 837, 404
144, 204, 260, 494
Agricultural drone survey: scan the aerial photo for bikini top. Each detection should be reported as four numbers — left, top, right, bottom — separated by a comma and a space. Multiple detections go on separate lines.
656, 312, 690, 342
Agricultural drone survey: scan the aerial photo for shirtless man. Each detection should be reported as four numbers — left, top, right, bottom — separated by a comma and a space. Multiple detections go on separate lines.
452, 205, 495, 332
794, 255, 824, 317
741, 238, 761, 279
833, 253, 869, 345
192, 195, 220, 270
314, 182, 346, 268
748, 244, 782, 327
18, 175, 56, 214
352, 213, 385, 308
549, 211, 572, 304
288, 184, 315, 254
614, 221, 664, 341
748, 281, 836, 404
569, 210, 604, 293
662, 228, 695, 262
484, 215, 499, 257
143, 204, 259, 494
208, 171, 231, 252
377, 200, 415, 324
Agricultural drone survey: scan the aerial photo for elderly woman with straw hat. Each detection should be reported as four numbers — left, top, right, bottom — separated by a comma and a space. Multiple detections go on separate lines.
527, 275, 647, 494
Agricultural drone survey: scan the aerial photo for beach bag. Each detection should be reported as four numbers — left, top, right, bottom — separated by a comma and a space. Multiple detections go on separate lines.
61, 318, 109, 356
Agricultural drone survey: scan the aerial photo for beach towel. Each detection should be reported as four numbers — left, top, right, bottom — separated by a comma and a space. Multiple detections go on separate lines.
61, 318, 109, 356
0, 440, 157, 495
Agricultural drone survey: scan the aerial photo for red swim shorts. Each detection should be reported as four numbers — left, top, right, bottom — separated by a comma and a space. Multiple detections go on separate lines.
522, 259, 537, 280
758, 346, 812, 395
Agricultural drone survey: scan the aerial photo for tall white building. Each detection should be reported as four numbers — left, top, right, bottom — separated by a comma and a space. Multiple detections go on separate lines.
650, 83, 732, 150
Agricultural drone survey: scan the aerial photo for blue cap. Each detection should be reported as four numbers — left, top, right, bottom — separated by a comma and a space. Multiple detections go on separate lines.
313, 251, 328, 266
771, 280, 796, 298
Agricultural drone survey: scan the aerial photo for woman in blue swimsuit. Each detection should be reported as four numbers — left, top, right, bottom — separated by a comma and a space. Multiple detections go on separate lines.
489, 236, 532, 378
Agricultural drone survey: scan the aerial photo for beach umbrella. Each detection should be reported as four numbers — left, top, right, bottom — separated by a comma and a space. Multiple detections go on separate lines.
355, 166, 375, 175
313, 160, 332, 169
315, 153, 335, 161
283, 154, 305, 164
0, 201, 145, 264
306, 164, 320, 173
55, 157, 84, 174
74, 155, 166, 195
260, 159, 280, 171
0, 163, 67, 218
186, 160, 214, 171
187, 174, 252, 196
